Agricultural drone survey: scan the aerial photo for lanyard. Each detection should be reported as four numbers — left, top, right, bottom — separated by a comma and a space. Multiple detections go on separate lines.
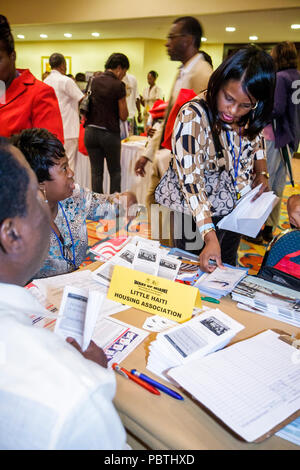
51, 202, 76, 266
226, 129, 242, 185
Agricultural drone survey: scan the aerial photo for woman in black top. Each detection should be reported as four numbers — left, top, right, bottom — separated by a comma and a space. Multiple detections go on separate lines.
84, 53, 129, 193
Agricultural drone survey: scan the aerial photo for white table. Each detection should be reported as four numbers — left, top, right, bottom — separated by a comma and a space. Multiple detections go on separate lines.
75, 138, 151, 204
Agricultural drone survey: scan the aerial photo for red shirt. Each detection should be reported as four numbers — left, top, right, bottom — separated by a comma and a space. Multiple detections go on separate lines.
0, 69, 64, 143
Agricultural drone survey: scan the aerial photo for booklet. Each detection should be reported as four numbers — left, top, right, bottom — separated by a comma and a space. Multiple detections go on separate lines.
217, 185, 279, 237
194, 265, 248, 299
54, 285, 105, 351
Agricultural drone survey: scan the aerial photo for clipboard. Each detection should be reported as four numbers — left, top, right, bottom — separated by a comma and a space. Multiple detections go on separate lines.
167, 329, 300, 444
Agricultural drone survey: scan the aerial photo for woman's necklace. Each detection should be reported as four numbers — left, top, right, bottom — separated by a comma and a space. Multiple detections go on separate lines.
51, 202, 76, 266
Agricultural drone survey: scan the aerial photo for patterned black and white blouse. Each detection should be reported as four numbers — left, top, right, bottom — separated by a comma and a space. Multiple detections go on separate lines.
172, 99, 266, 237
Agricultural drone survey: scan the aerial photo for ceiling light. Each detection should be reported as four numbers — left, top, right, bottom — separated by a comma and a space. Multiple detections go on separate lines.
249, 36, 258, 41
291, 24, 300, 29
40, 34, 48, 38
226, 27, 236, 32
17, 34, 25, 39
202, 37, 207, 42
91, 32, 100, 37
64, 33, 72, 38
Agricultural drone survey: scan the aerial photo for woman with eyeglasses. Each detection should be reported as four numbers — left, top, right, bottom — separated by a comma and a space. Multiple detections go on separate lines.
171, 45, 276, 273
11, 128, 136, 279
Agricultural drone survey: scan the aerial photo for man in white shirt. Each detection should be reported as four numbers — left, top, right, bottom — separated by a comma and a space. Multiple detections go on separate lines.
45, 53, 84, 171
0, 138, 126, 450
122, 72, 141, 135
134, 16, 212, 176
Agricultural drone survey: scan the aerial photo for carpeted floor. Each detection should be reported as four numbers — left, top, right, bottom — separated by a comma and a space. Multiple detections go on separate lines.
85, 159, 300, 275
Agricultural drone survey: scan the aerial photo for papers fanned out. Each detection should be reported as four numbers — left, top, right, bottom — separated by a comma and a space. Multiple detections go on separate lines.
231, 275, 300, 327
146, 308, 244, 381
93, 238, 181, 287
217, 185, 279, 237
194, 265, 247, 299
55, 285, 104, 351
168, 330, 300, 443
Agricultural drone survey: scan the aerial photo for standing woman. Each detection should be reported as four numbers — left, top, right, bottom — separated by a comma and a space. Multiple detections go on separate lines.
261, 41, 300, 242
0, 15, 64, 142
84, 53, 129, 194
172, 46, 276, 272
140, 71, 163, 131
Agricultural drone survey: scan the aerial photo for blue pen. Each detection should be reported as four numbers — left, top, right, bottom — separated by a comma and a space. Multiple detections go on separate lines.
131, 369, 184, 400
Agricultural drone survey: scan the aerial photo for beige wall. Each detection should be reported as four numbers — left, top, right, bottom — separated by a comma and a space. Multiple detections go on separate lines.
4, 0, 297, 25
15, 38, 224, 97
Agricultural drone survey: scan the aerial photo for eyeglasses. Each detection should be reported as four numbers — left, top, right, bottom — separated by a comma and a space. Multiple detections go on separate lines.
166, 33, 187, 41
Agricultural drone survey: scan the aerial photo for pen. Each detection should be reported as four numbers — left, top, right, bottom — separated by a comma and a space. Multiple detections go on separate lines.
131, 369, 184, 400
201, 296, 220, 304
112, 363, 160, 395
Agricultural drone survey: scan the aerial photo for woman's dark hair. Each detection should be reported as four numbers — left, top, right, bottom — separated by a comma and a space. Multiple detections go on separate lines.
10, 128, 65, 183
148, 70, 158, 80
206, 45, 276, 140
75, 72, 86, 82
0, 137, 29, 224
173, 16, 203, 50
0, 15, 14, 54
105, 53, 130, 71
271, 41, 298, 71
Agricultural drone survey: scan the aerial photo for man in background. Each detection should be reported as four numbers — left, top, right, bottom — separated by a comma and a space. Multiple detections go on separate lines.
123, 72, 141, 135
0, 138, 126, 449
134, 16, 212, 176
45, 53, 84, 172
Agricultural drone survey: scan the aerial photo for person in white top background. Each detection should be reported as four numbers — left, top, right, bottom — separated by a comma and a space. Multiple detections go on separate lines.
45, 53, 84, 172
0, 137, 126, 450
122, 72, 140, 135
139, 70, 163, 132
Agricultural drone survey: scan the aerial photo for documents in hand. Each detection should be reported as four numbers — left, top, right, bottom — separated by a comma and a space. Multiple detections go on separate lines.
168, 330, 300, 443
30, 269, 129, 324
232, 275, 300, 327
93, 238, 181, 286
217, 185, 279, 237
55, 285, 104, 351
146, 308, 244, 380
194, 265, 248, 299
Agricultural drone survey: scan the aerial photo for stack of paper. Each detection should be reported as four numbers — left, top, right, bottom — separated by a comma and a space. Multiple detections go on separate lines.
217, 185, 279, 237
194, 265, 248, 299
147, 308, 244, 381
231, 275, 300, 327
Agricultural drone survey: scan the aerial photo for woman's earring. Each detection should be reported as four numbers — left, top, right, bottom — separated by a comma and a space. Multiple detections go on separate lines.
42, 188, 48, 203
